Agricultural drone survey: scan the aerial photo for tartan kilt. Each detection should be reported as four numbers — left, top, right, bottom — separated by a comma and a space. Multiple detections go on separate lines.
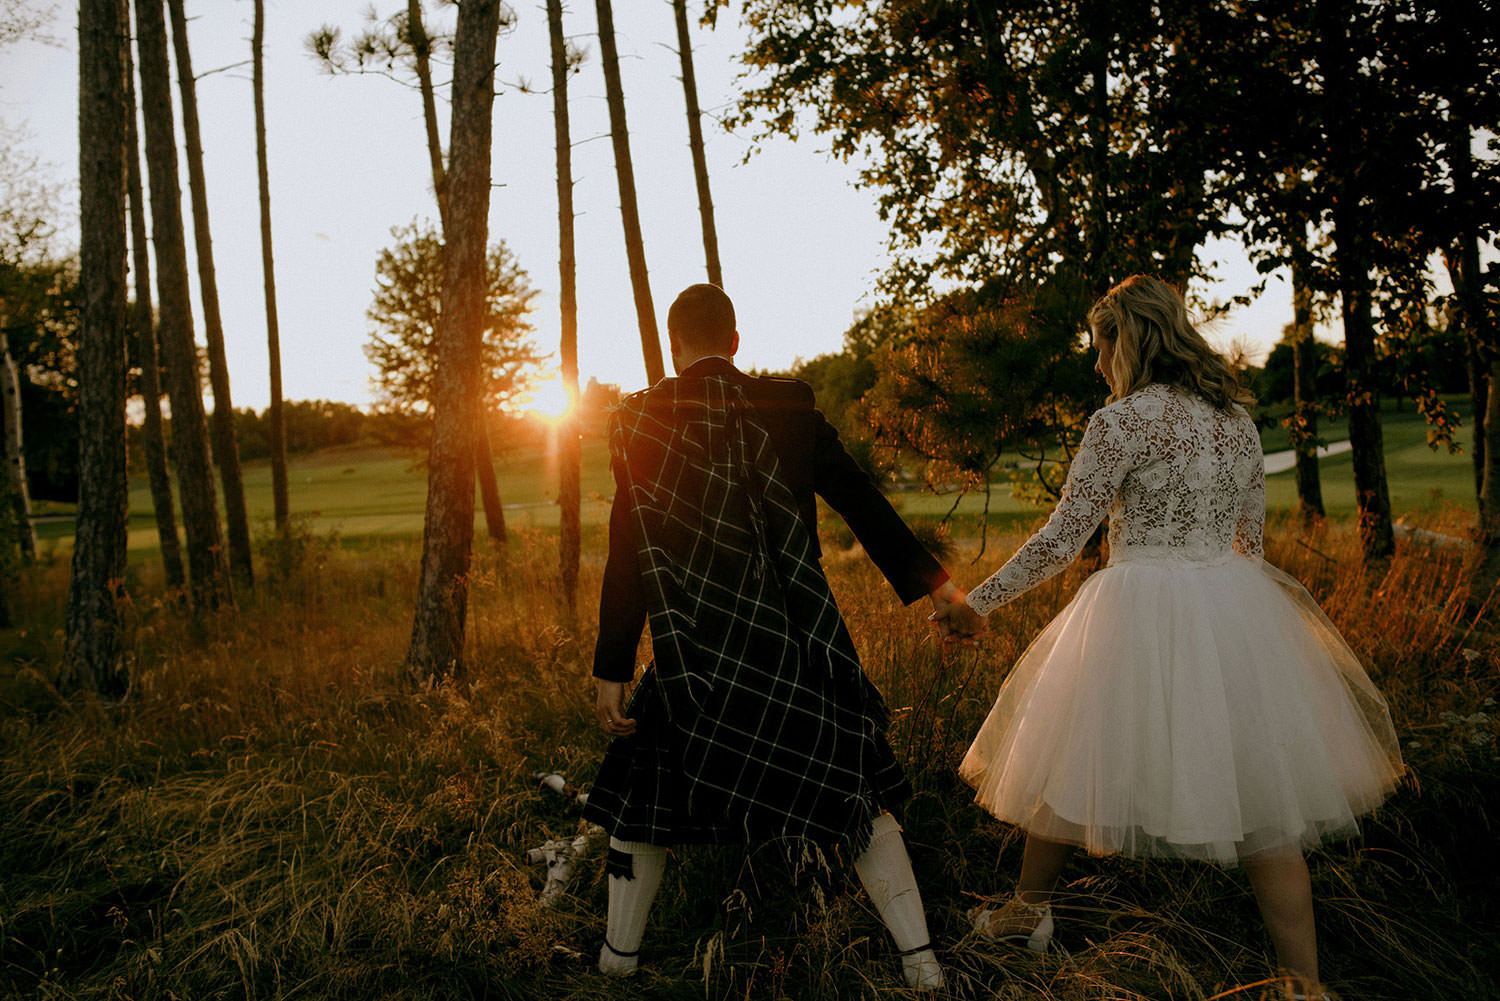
582, 661, 912, 847
582, 375, 912, 851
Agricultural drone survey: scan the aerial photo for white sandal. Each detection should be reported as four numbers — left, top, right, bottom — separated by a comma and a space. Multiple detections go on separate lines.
967, 897, 1054, 953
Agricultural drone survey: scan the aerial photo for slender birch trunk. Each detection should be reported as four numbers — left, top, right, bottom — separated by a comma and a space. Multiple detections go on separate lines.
594, 0, 664, 385
672, 0, 722, 288
253, 0, 288, 529
124, 30, 185, 590
64, 0, 131, 693
547, 0, 581, 612
166, 0, 252, 588
407, 0, 501, 678
475, 417, 507, 544
134, 0, 229, 608
407, 0, 447, 229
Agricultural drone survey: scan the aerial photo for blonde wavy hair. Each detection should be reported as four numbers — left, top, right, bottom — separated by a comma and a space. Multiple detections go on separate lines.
1087, 275, 1253, 409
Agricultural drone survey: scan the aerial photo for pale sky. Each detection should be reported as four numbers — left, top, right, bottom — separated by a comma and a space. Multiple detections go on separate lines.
0, 0, 1292, 411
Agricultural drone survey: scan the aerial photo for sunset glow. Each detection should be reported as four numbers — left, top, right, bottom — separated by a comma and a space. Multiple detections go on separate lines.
523, 376, 573, 422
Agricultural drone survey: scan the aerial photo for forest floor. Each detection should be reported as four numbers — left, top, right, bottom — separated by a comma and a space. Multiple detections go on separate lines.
3, 394, 1495, 998
1, 501, 1497, 998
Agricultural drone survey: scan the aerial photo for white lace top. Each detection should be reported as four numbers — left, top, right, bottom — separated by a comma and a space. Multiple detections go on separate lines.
967, 383, 1265, 616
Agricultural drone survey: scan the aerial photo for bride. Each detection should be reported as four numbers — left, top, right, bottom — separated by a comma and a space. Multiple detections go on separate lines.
933, 275, 1404, 999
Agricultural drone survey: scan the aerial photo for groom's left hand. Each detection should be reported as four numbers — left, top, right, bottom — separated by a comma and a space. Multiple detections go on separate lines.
596, 681, 637, 737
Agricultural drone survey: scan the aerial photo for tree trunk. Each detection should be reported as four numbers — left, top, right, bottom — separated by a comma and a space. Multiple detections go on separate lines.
672, 0, 722, 289
124, 31, 185, 591
405, 0, 508, 542
1477, 355, 1500, 606
253, 0, 288, 530
1451, 124, 1500, 604
407, 0, 448, 229
475, 417, 507, 543
1290, 251, 1325, 526
1319, 0, 1392, 569
1086, 1, 1111, 292
1338, 263, 1394, 566
548, 0, 581, 614
1466, 322, 1488, 506
1, 327, 37, 562
64, 0, 131, 694
407, 0, 501, 679
135, 0, 229, 609
167, 0, 252, 589
1445, 116, 1491, 514
594, 0, 665, 385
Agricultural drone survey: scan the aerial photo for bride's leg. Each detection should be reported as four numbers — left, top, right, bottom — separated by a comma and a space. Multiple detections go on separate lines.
1017, 833, 1076, 906
971, 833, 1074, 944
1243, 846, 1321, 994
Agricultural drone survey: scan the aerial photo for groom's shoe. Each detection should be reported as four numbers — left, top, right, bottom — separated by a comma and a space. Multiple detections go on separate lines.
896, 942, 945, 990
597, 939, 639, 977
968, 897, 1054, 953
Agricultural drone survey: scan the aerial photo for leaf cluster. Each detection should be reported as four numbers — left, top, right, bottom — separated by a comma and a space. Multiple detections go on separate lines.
862, 278, 1100, 499
730, 0, 1253, 298
364, 220, 543, 416
308, 1, 518, 85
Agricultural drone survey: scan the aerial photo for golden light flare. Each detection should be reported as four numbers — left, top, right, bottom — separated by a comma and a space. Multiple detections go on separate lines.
523, 375, 574, 423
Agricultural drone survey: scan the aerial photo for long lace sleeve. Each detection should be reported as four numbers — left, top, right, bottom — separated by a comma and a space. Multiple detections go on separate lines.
1233, 447, 1265, 559
967, 408, 1135, 616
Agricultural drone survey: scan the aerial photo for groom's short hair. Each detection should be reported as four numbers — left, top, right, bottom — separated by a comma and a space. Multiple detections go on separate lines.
668, 283, 736, 353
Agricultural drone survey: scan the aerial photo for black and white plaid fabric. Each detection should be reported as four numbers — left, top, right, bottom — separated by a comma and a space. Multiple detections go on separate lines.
583, 375, 910, 853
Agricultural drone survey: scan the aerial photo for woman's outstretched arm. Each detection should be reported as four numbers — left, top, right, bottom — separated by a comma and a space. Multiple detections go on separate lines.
966, 408, 1135, 616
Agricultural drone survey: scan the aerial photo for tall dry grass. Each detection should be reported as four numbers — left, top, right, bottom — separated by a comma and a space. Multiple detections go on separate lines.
0, 510, 1495, 999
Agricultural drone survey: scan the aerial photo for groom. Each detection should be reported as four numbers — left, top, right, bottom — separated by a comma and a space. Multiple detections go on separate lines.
583, 283, 969, 989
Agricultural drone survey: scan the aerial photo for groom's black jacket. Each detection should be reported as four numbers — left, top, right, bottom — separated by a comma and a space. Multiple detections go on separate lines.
592, 356, 948, 682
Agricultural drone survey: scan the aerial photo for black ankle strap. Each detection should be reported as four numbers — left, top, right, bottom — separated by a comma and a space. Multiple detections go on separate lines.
602, 938, 640, 959
895, 941, 933, 957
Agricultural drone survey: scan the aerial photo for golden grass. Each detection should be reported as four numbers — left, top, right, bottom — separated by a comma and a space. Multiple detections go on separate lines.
1, 510, 1496, 999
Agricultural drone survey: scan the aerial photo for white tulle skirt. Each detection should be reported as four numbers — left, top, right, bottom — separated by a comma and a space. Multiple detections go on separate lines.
959, 554, 1405, 865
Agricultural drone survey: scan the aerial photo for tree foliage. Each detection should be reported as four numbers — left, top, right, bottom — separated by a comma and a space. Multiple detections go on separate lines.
864, 282, 1100, 507
729, 0, 1248, 299
730, 0, 1499, 565
727, 0, 1257, 524
364, 221, 541, 415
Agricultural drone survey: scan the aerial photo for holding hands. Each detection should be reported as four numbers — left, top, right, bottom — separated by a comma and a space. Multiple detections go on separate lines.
928, 580, 986, 643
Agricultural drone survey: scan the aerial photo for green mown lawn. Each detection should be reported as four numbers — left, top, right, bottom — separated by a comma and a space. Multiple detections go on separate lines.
27, 397, 1481, 564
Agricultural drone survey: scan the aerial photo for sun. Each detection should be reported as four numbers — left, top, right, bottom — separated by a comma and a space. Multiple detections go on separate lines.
524, 376, 573, 422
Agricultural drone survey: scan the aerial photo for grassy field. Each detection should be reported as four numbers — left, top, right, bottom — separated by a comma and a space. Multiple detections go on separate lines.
1, 511, 1495, 999
26, 397, 1484, 571
2, 400, 1495, 999
29, 435, 620, 563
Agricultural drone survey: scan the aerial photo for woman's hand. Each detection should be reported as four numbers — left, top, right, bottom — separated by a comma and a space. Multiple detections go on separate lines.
928, 582, 986, 643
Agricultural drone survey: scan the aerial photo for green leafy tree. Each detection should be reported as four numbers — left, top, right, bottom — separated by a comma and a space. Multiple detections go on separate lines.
725, 0, 1255, 552
364, 221, 542, 417
861, 282, 1100, 556
1223, 0, 1494, 566
1, 256, 80, 502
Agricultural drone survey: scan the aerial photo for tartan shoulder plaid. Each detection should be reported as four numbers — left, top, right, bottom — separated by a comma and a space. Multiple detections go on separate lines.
582, 374, 910, 851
